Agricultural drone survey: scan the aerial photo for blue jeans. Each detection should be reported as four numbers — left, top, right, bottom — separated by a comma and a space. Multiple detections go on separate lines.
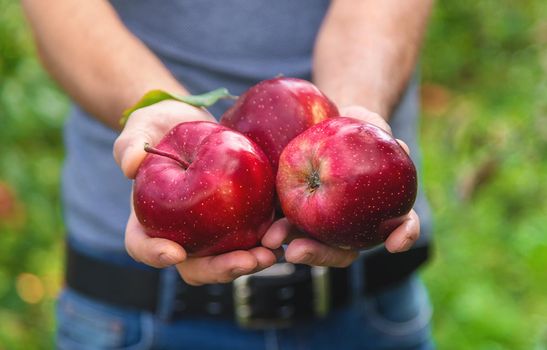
56, 272, 433, 350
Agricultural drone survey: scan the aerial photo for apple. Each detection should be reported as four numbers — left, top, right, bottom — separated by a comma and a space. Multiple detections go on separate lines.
220, 77, 339, 174
133, 121, 275, 257
276, 117, 417, 250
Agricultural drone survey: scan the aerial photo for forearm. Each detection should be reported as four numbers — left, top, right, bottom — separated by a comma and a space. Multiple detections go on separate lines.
21, 0, 185, 130
313, 0, 433, 118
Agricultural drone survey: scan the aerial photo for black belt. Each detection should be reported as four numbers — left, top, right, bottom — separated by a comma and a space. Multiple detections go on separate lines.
65, 243, 429, 329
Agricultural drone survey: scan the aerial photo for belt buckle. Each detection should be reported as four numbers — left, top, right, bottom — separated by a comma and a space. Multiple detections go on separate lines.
233, 263, 330, 329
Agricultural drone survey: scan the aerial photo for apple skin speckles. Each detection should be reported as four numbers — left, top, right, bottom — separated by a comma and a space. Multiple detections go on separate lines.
134, 121, 275, 257
220, 77, 339, 175
277, 117, 417, 250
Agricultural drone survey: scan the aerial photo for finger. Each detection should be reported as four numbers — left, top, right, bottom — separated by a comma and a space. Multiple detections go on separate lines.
176, 250, 258, 286
384, 210, 420, 253
339, 105, 392, 134
396, 139, 410, 155
248, 246, 278, 272
285, 238, 359, 268
125, 211, 187, 268
113, 120, 155, 179
113, 100, 215, 179
261, 218, 293, 249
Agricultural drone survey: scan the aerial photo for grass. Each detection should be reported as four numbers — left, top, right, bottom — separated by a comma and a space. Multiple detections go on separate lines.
0, 1, 546, 349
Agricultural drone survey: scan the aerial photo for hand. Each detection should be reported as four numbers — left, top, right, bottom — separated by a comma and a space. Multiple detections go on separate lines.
123, 209, 280, 286
113, 100, 215, 178
261, 105, 421, 267
113, 100, 279, 285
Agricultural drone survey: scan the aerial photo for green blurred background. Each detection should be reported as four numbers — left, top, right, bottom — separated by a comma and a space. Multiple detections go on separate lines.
1, 1, 546, 349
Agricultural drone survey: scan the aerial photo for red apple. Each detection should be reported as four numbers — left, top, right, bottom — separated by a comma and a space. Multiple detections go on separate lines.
220, 77, 339, 174
276, 117, 417, 250
133, 121, 275, 257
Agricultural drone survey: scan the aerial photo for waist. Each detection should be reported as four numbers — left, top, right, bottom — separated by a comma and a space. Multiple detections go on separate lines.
64, 240, 429, 329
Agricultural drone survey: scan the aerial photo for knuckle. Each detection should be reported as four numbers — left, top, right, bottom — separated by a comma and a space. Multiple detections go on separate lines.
247, 259, 259, 271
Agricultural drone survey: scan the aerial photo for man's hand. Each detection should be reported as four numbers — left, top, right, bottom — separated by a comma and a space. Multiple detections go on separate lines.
261, 105, 421, 267
123, 209, 280, 286
113, 100, 215, 178
113, 100, 279, 285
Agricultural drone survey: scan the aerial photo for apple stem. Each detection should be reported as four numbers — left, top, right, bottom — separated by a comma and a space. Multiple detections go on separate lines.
144, 143, 189, 169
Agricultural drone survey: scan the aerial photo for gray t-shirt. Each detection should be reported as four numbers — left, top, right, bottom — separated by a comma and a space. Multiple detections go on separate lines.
62, 0, 431, 254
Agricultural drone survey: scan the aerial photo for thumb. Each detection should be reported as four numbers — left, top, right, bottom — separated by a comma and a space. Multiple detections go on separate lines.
125, 210, 187, 268
113, 100, 215, 179
113, 119, 152, 179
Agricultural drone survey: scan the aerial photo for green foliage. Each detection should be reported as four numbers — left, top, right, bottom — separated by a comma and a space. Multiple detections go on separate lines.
421, 1, 547, 349
0, 1, 66, 349
0, 0, 546, 349
120, 88, 235, 126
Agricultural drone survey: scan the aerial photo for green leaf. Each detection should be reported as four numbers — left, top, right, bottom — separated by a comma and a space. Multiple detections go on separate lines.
119, 88, 236, 126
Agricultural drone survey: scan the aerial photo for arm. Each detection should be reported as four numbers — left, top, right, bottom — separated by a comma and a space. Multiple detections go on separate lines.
21, 0, 186, 130
313, 0, 433, 118
262, 0, 432, 266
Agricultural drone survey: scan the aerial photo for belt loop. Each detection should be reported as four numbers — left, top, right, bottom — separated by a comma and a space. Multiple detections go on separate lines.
156, 267, 180, 321
311, 266, 330, 317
